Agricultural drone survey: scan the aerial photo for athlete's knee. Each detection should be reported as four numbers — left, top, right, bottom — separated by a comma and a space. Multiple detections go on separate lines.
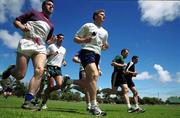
48, 83, 54, 89
133, 91, 138, 97
34, 67, 44, 77
15, 71, 26, 80
57, 84, 61, 89
123, 87, 129, 94
91, 72, 99, 81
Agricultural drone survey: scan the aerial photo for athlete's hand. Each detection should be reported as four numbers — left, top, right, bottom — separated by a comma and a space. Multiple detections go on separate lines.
133, 72, 138, 77
83, 36, 92, 43
21, 25, 30, 32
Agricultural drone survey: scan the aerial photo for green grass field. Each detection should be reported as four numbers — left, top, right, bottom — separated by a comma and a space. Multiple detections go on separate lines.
0, 96, 179, 118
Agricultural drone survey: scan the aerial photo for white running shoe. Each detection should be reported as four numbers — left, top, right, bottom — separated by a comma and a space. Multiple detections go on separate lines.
41, 104, 48, 110
89, 105, 107, 116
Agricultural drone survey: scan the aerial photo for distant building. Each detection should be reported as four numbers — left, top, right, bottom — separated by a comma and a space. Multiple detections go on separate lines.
167, 96, 180, 104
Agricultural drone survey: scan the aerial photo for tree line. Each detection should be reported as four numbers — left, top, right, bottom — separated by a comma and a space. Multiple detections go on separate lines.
0, 80, 179, 105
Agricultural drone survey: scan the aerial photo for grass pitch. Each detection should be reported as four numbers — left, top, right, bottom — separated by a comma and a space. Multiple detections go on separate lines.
0, 96, 179, 118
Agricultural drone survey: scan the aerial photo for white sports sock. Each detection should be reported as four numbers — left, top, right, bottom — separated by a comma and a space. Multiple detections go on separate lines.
87, 102, 91, 108
127, 103, 131, 109
135, 104, 139, 108
91, 100, 97, 108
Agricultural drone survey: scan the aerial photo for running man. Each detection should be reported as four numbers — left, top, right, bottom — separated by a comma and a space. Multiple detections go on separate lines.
72, 52, 102, 111
64, 9, 108, 116
1, 0, 54, 110
39, 34, 67, 110
125, 56, 145, 112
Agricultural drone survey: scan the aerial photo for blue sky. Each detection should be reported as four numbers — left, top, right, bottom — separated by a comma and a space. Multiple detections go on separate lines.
0, 0, 180, 101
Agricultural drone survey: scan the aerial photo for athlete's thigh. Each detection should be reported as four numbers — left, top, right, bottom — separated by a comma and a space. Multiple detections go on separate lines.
32, 53, 46, 70
85, 63, 99, 79
47, 77, 54, 88
16, 52, 30, 75
130, 86, 137, 94
112, 86, 118, 93
54, 75, 63, 86
121, 84, 129, 91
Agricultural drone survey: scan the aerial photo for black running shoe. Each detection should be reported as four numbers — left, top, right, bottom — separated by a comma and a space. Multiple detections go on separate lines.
2, 65, 15, 80
21, 101, 39, 110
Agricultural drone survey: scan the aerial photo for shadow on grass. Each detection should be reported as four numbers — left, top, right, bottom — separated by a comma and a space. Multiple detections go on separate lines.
0, 106, 21, 109
105, 109, 122, 112
47, 107, 87, 115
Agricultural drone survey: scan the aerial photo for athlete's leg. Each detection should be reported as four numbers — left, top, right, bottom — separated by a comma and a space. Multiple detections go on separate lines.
84, 63, 99, 107
26, 53, 46, 101
121, 84, 131, 108
2, 52, 29, 80
130, 86, 139, 107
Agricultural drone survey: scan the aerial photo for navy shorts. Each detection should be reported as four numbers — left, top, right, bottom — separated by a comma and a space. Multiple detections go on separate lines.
47, 65, 62, 78
126, 77, 135, 88
79, 49, 100, 69
111, 71, 127, 87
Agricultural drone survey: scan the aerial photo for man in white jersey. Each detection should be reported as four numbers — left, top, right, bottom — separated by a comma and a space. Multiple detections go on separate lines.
1, 0, 54, 110
72, 52, 102, 111
63, 9, 108, 116
39, 34, 67, 110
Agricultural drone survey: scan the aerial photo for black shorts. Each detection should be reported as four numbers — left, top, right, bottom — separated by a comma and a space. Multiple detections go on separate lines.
111, 71, 127, 87
79, 49, 100, 69
47, 65, 62, 78
126, 77, 135, 88
4, 87, 13, 92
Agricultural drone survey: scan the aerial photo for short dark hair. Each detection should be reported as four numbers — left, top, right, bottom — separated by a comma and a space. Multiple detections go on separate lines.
93, 9, 105, 20
121, 48, 128, 54
57, 33, 64, 37
42, 0, 54, 11
132, 56, 139, 60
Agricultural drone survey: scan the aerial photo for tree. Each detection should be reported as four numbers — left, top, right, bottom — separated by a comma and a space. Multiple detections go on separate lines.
60, 91, 74, 101
14, 80, 27, 97
72, 92, 81, 101
50, 91, 60, 100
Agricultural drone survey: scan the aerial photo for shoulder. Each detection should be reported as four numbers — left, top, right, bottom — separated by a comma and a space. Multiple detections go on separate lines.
83, 23, 96, 28
48, 44, 56, 48
101, 27, 108, 35
25, 9, 38, 16
115, 55, 121, 59
58, 46, 66, 54
101, 27, 108, 32
60, 46, 66, 51
113, 55, 120, 60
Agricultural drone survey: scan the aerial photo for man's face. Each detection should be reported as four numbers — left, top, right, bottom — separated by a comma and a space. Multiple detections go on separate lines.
122, 50, 129, 58
57, 35, 64, 43
95, 12, 106, 22
44, 1, 54, 14
134, 58, 138, 64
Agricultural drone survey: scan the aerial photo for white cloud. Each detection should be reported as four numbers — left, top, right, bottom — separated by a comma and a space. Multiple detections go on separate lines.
134, 71, 152, 80
0, 0, 25, 23
30, 0, 43, 11
176, 72, 180, 83
0, 29, 21, 49
138, 0, 180, 26
153, 64, 172, 83
0, 53, 16, 59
